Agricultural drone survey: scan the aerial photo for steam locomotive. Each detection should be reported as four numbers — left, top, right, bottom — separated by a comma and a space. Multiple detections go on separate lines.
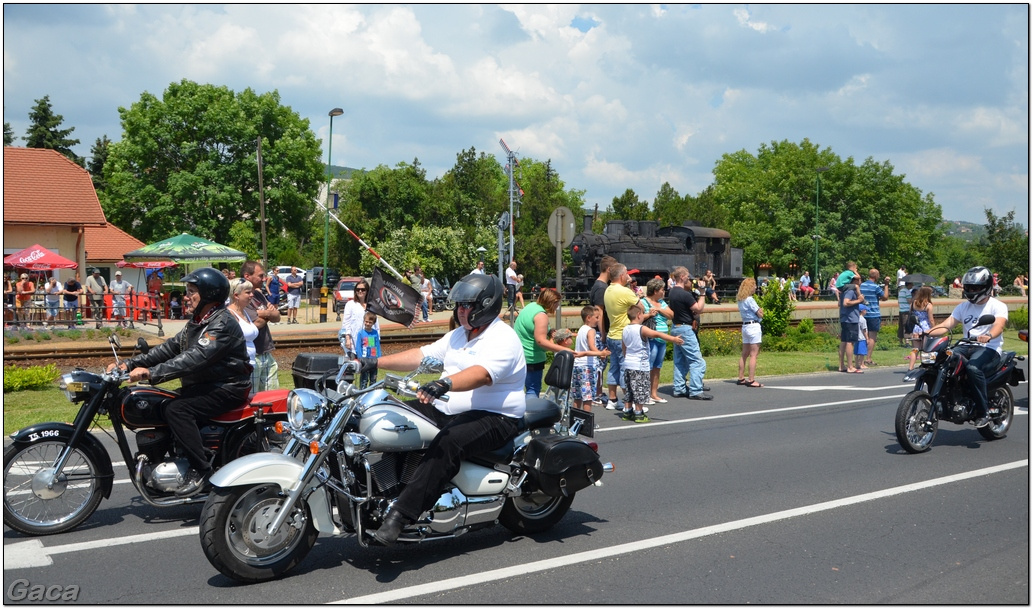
558, 218, 743, 302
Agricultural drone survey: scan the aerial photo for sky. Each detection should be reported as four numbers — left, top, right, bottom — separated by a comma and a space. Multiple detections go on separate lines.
3, 4, 1029, 227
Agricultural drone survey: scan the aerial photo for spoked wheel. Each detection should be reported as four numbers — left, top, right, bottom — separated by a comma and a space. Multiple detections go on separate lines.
199, 484, 318, 583
895, 390, 938, 454
3, 440, 104, 535
978, 385, 1014, 441
499, 490, 574, 534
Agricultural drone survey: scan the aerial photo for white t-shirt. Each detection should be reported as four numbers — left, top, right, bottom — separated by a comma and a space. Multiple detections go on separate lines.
950, 298, 1009, 354
574, 325, 597, 369
621, 324, 650, 372
420, 317, 526, 417
506, 266, 519, 286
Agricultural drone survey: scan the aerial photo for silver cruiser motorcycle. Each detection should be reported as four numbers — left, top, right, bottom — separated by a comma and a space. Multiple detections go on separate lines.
199, 352, 611, 583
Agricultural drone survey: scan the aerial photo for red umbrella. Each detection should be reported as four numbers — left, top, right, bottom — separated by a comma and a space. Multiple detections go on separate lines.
3, 244, 78, 270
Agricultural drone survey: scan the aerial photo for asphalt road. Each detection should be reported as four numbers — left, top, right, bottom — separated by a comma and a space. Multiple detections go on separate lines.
4, 364, 1028, 604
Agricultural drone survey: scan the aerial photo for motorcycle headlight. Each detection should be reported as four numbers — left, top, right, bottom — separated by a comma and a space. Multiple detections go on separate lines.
58, 373, 90, 403
343, 432, 370, 457
919, 351, 938, 365
287, 388, 329, 432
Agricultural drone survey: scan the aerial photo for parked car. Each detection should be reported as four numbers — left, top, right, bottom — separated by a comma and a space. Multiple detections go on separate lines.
274, 266, 306, 288
332, 277, 365, 313
308, 267, 340, 291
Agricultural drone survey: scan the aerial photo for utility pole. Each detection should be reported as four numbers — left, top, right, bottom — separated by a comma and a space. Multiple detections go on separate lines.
499, 139, 520, 263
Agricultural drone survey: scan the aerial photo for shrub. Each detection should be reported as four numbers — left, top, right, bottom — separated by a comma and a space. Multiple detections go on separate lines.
797, 318, 815, 334
758, 279, 795, 338
4, 363, 61, 393
1008, 306, 1028, 330
698, 329, 741, 357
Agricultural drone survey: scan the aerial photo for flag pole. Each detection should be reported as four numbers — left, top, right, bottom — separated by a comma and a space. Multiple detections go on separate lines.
320, 201, 406, 282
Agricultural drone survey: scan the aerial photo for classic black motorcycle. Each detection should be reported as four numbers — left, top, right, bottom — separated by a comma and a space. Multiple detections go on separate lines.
3, 335, 289, 535
895, 314, 1027, 453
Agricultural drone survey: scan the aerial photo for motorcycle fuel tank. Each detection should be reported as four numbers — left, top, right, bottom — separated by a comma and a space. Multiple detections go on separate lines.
358, 402, 440, 451
121, 386, 178, 429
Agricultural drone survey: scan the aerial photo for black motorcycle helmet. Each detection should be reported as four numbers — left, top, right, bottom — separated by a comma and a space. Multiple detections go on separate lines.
448, 273, 503, 328
961, 266, 993, 304
183, 267, 230, 309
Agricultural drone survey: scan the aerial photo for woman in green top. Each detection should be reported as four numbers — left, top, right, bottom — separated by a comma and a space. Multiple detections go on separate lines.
513, 287, 581, 396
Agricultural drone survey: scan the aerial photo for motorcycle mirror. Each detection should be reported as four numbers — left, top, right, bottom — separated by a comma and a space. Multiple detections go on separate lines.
136, 337, 150, 354
109, 334, 122, 350
976, 314, 997, 327
420, 356, 444, 373
1019, 330, 1028, 343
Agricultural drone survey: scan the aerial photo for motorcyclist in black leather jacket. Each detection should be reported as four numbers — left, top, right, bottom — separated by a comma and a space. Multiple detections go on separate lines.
111, 267, 252, 496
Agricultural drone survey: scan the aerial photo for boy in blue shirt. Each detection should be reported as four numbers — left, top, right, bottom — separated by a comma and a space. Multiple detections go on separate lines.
356, 310, 381, 388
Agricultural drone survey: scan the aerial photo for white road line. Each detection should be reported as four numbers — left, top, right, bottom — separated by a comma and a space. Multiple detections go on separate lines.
4, 528, 198, 570
336, 459, 1029, 605
765, 384, 911, 392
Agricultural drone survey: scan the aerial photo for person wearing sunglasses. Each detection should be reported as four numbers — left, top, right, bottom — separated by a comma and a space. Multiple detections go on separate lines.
339, 278, 378, 355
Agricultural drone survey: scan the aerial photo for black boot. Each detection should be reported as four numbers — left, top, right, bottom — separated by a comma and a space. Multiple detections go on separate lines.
372, 510, 410, 546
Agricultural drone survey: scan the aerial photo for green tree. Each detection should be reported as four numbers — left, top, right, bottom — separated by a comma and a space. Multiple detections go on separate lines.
361, 224, 498, 283
685, 185, 729, 230
710, 138, 944, 282
652, 182, 688, 226
102, 80, 324, 246
610, 188, 650, 220
4, 122, 13, 146
22, 95, 83, 166
87, 135, 111, 194
979, 208, 1028, 280
227, 219, 260, 261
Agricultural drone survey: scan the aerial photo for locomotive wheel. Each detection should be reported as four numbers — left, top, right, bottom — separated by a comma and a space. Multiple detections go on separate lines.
499, 490, 574, 534
4, 440, 104, 535
895, 391, 937, 454
978, 385, 1013, 441
199, 484, 318, 583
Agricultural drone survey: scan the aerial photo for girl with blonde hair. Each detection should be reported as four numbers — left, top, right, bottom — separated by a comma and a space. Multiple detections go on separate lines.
736, 278, 764, 387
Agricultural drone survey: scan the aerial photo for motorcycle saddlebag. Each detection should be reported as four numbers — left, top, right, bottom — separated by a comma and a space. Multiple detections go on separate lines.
292, 353, 349, 390
522, 433, 603, 497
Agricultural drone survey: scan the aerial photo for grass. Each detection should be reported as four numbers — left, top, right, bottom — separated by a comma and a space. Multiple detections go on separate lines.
4, 330, 1027, 436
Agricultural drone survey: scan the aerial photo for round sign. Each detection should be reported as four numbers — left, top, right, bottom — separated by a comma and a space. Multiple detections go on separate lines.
547, 206, 577, 247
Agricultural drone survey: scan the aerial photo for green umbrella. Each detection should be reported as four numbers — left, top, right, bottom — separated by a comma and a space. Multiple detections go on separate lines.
122, 233, 247, 265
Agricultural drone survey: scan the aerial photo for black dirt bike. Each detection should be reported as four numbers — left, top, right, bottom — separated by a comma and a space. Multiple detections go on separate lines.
895, 314, 1027, 454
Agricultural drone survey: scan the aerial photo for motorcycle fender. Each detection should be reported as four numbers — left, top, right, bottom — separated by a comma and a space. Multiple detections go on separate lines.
903, 368, 926, 384
8, 423, 115, 499
1009, 367, 1025, 386
208, 452, 337, 534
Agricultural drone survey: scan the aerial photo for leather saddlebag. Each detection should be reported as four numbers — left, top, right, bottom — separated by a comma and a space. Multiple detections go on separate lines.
522, 433, 603, 497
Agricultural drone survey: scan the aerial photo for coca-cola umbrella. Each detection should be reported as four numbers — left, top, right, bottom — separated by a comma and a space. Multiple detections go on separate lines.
122, 233, 246, 267
3, 244, 78, 270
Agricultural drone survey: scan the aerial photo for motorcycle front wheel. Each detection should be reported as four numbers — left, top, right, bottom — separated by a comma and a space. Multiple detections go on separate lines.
3, 440, 105, 535
895, 391, 938, 454
499, 490, 574, 534
978, 385, 1014, 441
199, 484, 318, 583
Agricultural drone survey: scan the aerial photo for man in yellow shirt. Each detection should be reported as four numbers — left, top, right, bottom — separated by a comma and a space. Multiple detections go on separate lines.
603, 263, 642, 410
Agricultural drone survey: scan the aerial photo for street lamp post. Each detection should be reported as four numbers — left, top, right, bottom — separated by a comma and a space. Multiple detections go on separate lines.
323, 107, 344, 323
814, 166, 829, 288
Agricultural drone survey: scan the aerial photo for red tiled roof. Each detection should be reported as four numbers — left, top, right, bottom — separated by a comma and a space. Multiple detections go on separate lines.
3, 147, 106, 226
85, 223, 146, 262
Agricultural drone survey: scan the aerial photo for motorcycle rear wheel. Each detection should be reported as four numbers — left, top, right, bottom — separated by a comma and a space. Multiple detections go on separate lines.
895, 391, 938, 454
499, 490, 574, 534
3, 440, 104, 535
199, 484, 318, 583
978, 385, 1013, 441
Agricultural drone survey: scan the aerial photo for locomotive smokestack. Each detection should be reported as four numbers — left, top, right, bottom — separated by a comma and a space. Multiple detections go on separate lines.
583, 216, 594, 233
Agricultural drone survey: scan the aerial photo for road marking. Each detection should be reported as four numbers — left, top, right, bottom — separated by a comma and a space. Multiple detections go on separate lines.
4, 527, 199, 570
765, 384, 911, 392
336, 460, 1029, 605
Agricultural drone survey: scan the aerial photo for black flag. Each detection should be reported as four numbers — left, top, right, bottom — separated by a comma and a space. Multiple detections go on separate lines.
366, 266, 420, 326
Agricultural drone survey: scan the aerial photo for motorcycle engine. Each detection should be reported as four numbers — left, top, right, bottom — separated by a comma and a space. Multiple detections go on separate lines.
145, 458, 192, 493
948, 396, 973, 424
135, 429, 172, 464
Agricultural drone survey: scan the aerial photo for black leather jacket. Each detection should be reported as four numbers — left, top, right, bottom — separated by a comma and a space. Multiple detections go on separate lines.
126, 306, 252, 389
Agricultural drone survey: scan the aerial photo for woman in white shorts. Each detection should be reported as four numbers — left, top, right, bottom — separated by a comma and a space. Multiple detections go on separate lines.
736, 278, 764, 388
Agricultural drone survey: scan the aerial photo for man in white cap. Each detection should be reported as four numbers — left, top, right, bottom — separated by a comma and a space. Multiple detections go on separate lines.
109, 270, 133, 328
85, 268, 108, 328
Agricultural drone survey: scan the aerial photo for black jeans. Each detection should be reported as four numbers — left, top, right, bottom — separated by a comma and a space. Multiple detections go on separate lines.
166, 382, 251, 471
954, 344, 1002, 416
391, 400, 520, 522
